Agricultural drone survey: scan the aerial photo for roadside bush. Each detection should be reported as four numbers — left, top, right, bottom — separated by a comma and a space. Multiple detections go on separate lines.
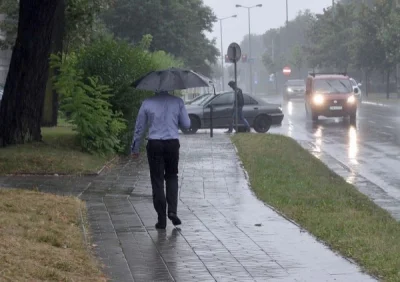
51, 35, 182, 155
76, 35, 182, 153
50, 54, 126, 155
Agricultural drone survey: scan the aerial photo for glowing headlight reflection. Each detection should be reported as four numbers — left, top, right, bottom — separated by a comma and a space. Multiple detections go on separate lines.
348, 126, 358, 164
287, 101, 293, 116
347, 95, 356, 104
313, 94, 324, 105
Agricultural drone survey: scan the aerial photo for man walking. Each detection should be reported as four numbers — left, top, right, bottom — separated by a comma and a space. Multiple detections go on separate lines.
131, 91, 191, 229
225, 81, 251, 133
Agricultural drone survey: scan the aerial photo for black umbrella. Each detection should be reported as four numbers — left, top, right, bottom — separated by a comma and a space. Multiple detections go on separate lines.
132, 67, 211, 92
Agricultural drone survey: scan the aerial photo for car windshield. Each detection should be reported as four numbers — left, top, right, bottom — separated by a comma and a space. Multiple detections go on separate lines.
286, 80, 305, 86
199, 94, 219, 106
314, 79, 352, 94
188, 94, 211, 105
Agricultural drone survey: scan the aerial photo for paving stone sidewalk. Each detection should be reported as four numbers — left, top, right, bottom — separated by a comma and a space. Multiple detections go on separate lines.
0, 133, 376, 282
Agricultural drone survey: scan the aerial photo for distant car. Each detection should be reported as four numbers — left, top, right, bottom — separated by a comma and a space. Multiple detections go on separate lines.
349, 78, 362, 102
283, 79, 306, 101
185, 93, 212, 105
305, 73, 358, 124
182, 91, 284, 134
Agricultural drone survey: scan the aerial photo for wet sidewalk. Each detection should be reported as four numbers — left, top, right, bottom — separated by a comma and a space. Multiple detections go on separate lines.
0, 133, 376, 281
84, 133, 374, 282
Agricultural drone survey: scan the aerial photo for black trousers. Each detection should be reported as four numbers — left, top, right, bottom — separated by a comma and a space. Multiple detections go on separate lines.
146, 139, 180, 219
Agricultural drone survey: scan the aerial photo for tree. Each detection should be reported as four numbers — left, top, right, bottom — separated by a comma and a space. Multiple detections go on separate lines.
378, 6, 400, 98
210, 63, 223, 80
0, 0, 18, 50
262, 52, 279, 92
0, 0, 112, 126
0, 0, 62, 146
351, 3, 386, 96
290, 44, 304, 78
306, 3, 356, 72
0, 0, 112, 51
102, 0, 219, 76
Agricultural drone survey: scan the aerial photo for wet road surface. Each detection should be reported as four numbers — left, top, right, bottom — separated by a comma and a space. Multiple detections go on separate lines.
264, 96, 400, 220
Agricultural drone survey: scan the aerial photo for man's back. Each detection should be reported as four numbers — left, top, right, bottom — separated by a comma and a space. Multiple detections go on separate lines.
146, 93, 190, 139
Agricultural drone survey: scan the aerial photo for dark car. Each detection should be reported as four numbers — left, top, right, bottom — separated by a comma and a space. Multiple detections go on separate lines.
283, 79, 306, 101
182, 91, 284, 134
185, 93, 212, 105
305, 73, 358, 123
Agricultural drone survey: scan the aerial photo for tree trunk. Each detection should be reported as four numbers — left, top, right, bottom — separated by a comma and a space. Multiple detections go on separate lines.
41, 0, 65, 127
0, 0, 61, 146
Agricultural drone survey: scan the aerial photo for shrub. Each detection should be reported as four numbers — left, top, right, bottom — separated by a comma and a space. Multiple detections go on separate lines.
50, 53, 126, 155
76, 36, 182, 153
52, 35, 182, 155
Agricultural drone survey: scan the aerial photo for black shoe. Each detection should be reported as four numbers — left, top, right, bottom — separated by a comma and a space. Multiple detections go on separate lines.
168, 212, 182, 226
155, 221, 166, 229
155, 217, 166, 229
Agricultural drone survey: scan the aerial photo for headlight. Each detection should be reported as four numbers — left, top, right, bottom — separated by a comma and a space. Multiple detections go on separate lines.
313, 94, 324, 105
347, 95, 356, 104
287, 88, 293, 93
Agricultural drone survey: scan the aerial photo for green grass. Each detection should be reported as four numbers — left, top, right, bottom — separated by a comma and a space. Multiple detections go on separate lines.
0, 189, 106, 281
232, 134, 400, 281
0, 127, 110, 175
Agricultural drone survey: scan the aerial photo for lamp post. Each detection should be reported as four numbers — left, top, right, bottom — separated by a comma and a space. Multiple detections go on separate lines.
236, 4, 262, 95
286, 0, 289, 26
218, 15, 237, 91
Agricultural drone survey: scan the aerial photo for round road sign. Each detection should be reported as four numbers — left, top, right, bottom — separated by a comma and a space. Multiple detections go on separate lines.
283, 66, 291, 76
227, 43, 241, 63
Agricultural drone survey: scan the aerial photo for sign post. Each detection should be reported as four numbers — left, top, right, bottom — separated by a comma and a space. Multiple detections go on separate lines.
227, 42, 241, 133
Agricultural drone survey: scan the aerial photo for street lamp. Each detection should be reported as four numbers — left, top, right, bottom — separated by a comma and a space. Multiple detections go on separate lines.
286, 0, 288, 26
236, 4, 262, 95
218, 15, 237, 91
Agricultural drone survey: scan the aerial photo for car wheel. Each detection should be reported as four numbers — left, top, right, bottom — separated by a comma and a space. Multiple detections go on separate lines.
349, 113, 356, 124
311, 112, 318, 122
253, 115, 271, 133
182, 115, 200, 134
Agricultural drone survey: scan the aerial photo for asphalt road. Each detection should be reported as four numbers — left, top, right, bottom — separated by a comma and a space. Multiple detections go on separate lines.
265, 96, 400, 210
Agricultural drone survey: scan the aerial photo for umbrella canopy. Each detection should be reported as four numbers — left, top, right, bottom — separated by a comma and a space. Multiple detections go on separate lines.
132, 67, 211, 92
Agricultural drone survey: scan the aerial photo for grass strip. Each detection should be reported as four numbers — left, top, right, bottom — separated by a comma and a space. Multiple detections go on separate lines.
232, 134, 400, 281
0, 188, 106, 281
0, 127, 110, 175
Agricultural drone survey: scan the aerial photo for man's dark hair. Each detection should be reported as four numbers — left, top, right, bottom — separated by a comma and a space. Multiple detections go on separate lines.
228, 81, 236, 88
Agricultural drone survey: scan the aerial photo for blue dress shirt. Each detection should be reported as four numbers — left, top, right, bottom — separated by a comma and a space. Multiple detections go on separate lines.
131, 92, 191, 153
